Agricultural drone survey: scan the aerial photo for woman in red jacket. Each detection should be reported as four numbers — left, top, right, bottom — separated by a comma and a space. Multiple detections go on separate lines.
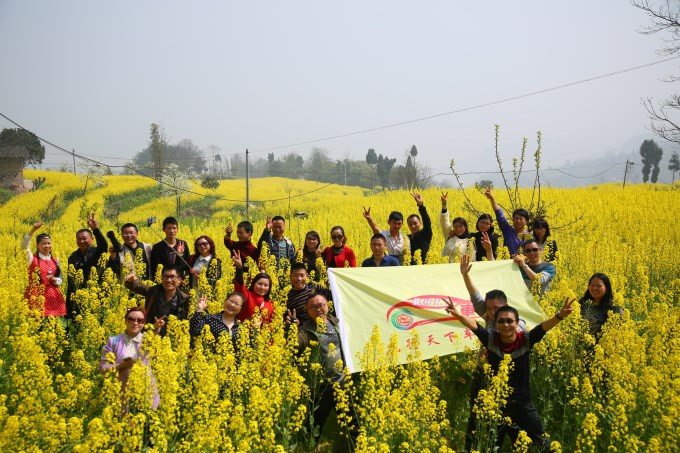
322, 226, 357, 269
21, 222, 66, 316
231, 251, 273, 323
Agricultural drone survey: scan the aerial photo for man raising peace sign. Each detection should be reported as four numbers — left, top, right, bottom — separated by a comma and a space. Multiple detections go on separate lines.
445, 296, 574, 452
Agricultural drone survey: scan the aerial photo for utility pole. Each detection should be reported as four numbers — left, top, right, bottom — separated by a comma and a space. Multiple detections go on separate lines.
343, 160, 347, 185
72, 148, 77, 174
623, 160, 633, 189
245, 149, 250, 219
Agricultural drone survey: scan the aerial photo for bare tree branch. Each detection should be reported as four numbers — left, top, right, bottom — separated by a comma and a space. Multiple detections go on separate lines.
634, 1, 680, 143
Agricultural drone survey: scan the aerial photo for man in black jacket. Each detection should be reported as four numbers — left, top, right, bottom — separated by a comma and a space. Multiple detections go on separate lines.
124, 266, 189, 337
406, 191, 432, 264
150, 216, 190, 280
66, 213, 108, 317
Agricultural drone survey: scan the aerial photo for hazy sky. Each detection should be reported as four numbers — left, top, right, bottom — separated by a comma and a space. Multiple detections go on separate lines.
1, 1, 677, 185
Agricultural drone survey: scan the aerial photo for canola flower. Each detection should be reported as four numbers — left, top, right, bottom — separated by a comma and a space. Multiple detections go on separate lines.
0, 170, 677, 451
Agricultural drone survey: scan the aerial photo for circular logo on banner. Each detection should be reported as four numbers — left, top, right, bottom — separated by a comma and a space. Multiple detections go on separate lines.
390, 308, 414, 330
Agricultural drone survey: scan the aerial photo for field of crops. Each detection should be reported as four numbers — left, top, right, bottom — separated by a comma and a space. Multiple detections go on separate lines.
0, 170, 678, 452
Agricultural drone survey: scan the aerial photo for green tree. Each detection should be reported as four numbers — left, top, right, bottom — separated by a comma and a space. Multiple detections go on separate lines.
130, 135, 206, 177
405, 155, 416, 188
669, 151, 680, 182
366, 148, 378, 189
376, 154, 396, 189
201, 177, 220, 190
230, 154, 245, 176
0, 128, 45, 166
282, 153, 305, 179
305, 148, 336, 183
149, 123, 164, 178
640, 139, 664, 183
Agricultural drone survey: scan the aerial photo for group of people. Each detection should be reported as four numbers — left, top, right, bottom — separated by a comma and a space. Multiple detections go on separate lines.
20, 189, 623, 451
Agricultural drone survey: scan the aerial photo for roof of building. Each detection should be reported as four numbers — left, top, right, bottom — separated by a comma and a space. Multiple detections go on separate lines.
0, 145, 30, 159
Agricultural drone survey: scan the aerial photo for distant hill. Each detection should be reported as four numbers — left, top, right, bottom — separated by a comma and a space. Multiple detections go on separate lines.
473, 133, 680, 188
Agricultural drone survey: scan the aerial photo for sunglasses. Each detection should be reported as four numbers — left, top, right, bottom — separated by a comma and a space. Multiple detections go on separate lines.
524, 248, 540, 253
331, 234, 344, 239
196, 242, 209, 247
126, 317, 145, 324
496, 317, 516, 325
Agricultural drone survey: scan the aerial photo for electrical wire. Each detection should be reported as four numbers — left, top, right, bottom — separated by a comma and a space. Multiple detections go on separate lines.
0, 112, 335, 203
248, 56, 680, 154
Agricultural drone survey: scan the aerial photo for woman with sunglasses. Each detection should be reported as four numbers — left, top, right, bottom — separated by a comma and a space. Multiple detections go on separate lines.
99, 307, 162, 411
188, 235, 223, 289
321, 226, 357, 269
513, 239, 556, 295
530, 218, 558, 262
301, 230, 322, 280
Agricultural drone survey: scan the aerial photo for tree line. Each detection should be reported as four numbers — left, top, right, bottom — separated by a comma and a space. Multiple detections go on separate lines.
126, 124, 433, 190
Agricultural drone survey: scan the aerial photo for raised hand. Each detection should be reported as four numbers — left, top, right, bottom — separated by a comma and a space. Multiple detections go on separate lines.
411, 191, 423, 206
31, 221, 44, 233
443, 296, 462, 317
481, 232, 492, 252
483, 187, 494, 200
285, 308, 299, 325
362, 206, 372, 220
154, 316, 166, 332
87, 213, 98, 230
440, 191, 448, 207
232, 250, 243, 269
225, 225, 233, 236
265, 216, 273, 231
196, 294, 208, 313
557, 297, 575, 319
176, 241, 185, 255
460, 254, 472, 275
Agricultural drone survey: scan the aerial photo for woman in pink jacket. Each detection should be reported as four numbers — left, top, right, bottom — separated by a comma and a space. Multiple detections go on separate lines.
99, 307, 161, 411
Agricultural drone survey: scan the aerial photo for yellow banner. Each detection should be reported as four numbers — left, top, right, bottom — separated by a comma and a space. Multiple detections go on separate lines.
327, 260, 544, 373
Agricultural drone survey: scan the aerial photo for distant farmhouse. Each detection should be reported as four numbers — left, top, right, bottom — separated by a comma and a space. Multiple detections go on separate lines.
0, 145, 31, 192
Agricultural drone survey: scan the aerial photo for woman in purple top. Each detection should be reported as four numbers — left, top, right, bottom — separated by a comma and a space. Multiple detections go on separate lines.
99, 307, 162, 411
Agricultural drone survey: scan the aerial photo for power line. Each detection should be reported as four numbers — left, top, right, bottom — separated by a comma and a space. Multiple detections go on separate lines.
0, 111, 335, 204
248, 56, 680, 154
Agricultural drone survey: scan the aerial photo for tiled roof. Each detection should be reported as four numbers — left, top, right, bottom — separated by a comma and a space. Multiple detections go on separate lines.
0, 146, 30, 159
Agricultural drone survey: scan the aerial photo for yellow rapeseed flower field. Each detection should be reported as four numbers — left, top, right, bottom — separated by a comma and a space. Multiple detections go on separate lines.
0, 170, 678, 452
